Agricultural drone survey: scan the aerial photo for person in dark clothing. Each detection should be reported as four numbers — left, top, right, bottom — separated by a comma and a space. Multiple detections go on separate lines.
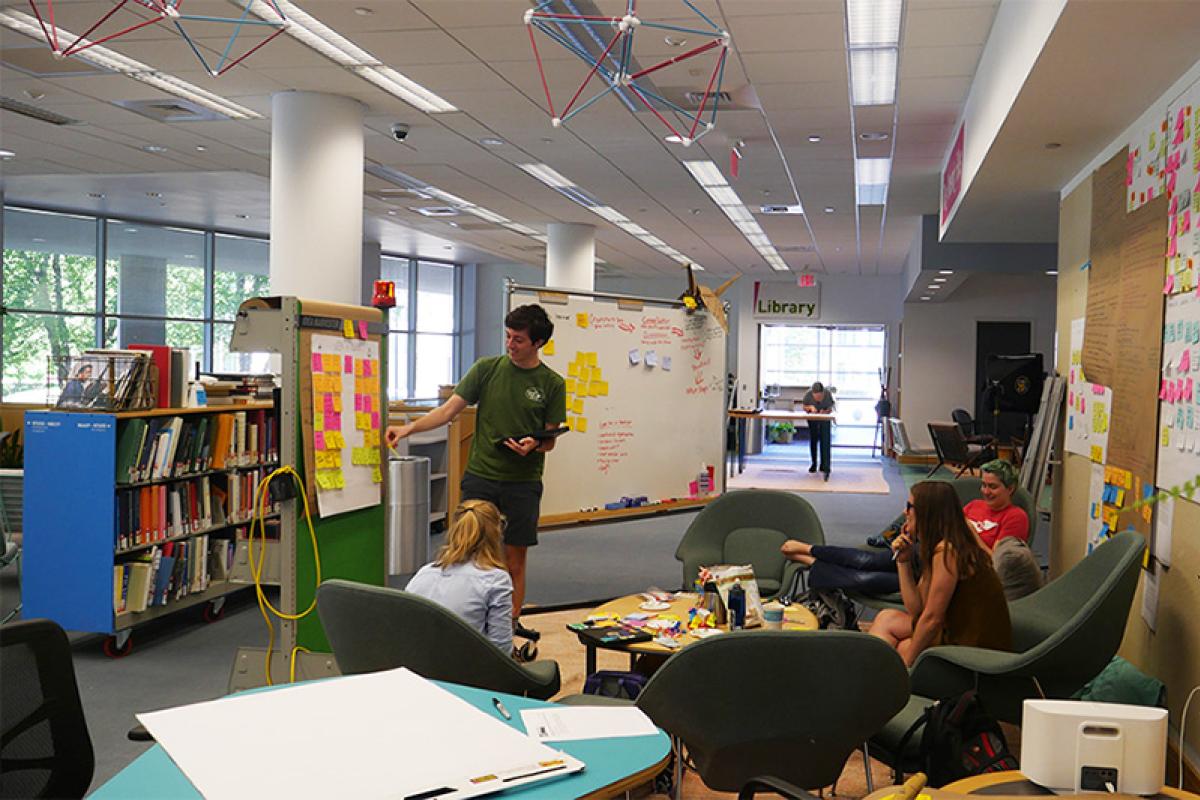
801, 381, 834, 481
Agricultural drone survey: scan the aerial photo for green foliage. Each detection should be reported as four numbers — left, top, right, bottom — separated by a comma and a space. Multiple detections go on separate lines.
768, 421, 796, 435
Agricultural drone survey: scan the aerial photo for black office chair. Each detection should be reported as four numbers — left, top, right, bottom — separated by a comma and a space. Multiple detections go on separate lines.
927, 422, 996, 478
0, 619, 95, 799
951, 408, 998, 447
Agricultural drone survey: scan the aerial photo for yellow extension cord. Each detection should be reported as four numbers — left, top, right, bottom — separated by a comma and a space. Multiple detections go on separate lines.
247, 466, 321, 686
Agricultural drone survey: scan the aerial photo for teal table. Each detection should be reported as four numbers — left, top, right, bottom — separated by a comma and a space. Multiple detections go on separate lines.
89, 680, 670, 799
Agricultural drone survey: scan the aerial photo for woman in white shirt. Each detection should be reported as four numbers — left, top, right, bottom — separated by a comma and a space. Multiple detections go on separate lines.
406, 499, 513, 655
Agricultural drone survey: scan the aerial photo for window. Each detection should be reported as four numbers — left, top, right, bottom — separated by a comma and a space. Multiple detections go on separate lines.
759, 325, 886, 427
384, 256, 459, 401
2, 208, 99, 402
213, 233, 271, 373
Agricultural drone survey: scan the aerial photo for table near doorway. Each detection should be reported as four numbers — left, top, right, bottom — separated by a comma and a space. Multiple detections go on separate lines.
727, 409, 837, 477
572, 592, 819, 676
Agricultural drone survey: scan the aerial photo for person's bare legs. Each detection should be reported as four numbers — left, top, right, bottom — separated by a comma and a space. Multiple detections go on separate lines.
868, 608, 912, 648
781, 540, 816, 565
505, 544, 528, 618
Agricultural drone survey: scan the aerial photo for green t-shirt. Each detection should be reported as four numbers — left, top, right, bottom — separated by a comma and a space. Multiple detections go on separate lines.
455, 355, 567, 483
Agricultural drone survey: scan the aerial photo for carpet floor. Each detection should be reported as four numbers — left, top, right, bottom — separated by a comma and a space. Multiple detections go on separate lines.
729, 463, 890, 494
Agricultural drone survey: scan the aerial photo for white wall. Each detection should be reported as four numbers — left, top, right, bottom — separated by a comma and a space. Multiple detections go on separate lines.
901, 272, 1057, 448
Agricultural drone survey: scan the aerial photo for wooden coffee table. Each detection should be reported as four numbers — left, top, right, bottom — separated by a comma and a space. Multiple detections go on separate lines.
572, 592, 819, 675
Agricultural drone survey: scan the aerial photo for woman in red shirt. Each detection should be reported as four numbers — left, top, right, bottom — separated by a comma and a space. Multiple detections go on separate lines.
962, 460, 1028, 552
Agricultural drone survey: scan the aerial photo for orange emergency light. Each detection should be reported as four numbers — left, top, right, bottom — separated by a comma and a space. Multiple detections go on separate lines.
372, 280, 396, 309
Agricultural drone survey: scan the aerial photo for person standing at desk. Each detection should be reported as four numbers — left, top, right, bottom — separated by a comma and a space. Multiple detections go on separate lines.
385, 304, 566, 646
801, 381, 834, 481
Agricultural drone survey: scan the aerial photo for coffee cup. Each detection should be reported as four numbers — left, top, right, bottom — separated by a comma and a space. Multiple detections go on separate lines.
763, 601, 784, 629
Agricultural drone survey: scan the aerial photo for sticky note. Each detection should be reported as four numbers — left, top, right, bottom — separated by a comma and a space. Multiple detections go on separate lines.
311, 353, 324, 372
358, 320, 368, 339
576, 313, 589, 328
316, 451, 339, 469
1163, 427, 1172, 446
572, 398, 584, 414
595, 380, 609, 396
543, 340, 555, 356
1188, 378, 1195, 402
1091, 383, 1105, 395
314, 432, 326, 450
323, 354, 338, 373
589, 382, 602, 397
628, 349, 641, 366
371, 411, 379, 430
323, 393, 335, 413
316, 469, 344, 490
342, 320, 354, 338
585, 353, 597, 367
568, 363, 579, 378
1161, 379, 1170, 400
1091, 444, 1103, 462
363, 360, 373, 378
325, 412, 341, 431
355, 393, 363, 412
566, 379, 577, 394
333, 394, 342, 413
314, 412, 324, 432
644, 350, 658, 367
372, 466, 382, 484
576, 417, 588, 433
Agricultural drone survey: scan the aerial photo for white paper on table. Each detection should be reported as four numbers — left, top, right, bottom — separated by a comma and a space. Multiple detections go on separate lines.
1141, 563, 1160, 632
137, 667, 583, 800
520, 707, 658, 743
1153, 492, 1174, 567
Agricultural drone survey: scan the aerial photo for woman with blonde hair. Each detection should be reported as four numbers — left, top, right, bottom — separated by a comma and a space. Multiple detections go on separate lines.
869, 480, 1011, 666
406, 499, 513, 654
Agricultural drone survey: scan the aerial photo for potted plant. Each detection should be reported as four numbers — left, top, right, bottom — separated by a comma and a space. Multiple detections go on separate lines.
768, 421, 795, 444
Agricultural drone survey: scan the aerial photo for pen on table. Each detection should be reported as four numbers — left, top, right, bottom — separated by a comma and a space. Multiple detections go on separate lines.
492, 697, 512, 720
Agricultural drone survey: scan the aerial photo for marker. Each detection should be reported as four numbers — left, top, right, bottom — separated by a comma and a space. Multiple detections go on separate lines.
492, 697, 512, 720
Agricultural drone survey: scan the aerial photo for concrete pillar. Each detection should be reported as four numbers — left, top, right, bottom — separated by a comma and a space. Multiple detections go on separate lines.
269, 92, 365, 303
546, 222, 595, 291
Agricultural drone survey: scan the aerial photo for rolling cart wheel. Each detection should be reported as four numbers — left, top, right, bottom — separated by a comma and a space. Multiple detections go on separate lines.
103, 633, 133, 658
202, 598, 226, 623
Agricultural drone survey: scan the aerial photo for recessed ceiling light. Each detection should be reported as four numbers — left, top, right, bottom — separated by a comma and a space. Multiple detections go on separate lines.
22, 90, 44, 101
807, 135, 822, 143
690, 208, 702, 215
664, 35, 687, 47
88, 192, 105, 199
937, 269, 953, 274
125, 227, 138, 233
920, 296, 931, 301
195, 145, 208, 152
31, 237, 46, 243
1046, 269, 1058, 275
353, 6, 373, 14
142, 145, 167, 153
933, 277, 947, 282
859, 131, 890, 141
823, 206, 835, 213
479, 137, 505, 147
387, 209, 398, 216
927, 285, 940, 290
1045, 142, 1062, 150
0, 149, 15, 160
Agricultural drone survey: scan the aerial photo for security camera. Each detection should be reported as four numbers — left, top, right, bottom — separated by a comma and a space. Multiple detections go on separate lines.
390, 123, 410, 142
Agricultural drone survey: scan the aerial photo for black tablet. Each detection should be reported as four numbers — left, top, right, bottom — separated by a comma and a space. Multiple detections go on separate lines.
494, 426, 571, 449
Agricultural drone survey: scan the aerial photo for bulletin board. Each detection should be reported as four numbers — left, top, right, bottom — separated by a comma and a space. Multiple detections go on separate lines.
509, 287, 726, 520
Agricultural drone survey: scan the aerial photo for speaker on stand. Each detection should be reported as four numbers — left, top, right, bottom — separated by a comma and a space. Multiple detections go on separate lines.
984, 353, 1045, 461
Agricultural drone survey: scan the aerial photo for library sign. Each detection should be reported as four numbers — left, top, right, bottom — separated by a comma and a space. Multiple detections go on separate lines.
752, 280, 820, 320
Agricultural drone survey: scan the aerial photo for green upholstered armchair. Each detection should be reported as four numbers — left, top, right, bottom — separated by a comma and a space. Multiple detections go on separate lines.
870, 531, 1145, 773
316, 579, 560, 700
674, 489, 825, 600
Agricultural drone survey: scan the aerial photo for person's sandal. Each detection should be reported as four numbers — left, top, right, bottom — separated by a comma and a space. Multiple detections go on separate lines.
513, 640, 538, 663
513, 620, 541, 642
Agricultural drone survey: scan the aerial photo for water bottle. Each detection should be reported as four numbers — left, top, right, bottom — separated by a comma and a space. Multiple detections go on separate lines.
702, 581, 727, 625
728, 583, 746, 630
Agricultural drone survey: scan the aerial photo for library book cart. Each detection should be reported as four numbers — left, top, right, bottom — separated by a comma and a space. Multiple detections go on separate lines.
23, 403, 280, 656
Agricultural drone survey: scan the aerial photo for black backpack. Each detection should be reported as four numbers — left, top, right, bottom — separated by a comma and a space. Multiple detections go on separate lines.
893, 690, 1018, 787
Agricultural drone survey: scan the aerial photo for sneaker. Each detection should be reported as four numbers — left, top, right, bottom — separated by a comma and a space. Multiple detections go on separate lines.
808, 464, 818, 473
513, 620, 541, 642
512, 640, 538, 662
866, 533, 890, 548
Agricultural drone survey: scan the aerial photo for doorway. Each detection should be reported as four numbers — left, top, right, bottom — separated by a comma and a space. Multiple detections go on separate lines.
975, 321, 1032, 442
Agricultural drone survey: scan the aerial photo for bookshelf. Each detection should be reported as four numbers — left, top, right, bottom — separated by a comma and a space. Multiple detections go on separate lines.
23, 404, 279, 657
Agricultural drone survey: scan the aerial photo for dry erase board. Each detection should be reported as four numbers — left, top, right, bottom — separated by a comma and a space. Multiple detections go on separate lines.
509, 288, 727, 517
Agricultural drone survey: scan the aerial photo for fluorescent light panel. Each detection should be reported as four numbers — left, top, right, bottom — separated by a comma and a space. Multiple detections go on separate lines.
855, 157, 891, 206
683, 160, 790, 271
850, 48, 897, 106
847, 0, 902, 46
0, 9, 259, 119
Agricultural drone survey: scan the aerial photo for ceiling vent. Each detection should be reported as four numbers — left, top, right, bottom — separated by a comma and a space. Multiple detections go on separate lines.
760, 204, 805, 215
684, 90, 733, 106
0, 96, 80, 125
650, 84, 759, 113
412, 206, 459, 217
114, 98, 229, 122
513, 244, 545, 252
777, 245, 816, 253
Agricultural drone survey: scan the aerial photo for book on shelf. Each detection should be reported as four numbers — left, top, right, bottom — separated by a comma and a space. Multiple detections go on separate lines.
115, 409, 278, 487
128, 344, 172, 409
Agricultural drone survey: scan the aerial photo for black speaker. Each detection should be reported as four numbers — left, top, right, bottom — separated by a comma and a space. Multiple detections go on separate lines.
984, 353, 1044, 414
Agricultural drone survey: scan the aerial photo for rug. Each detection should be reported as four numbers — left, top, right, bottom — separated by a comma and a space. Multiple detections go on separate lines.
727, 463, 891, 494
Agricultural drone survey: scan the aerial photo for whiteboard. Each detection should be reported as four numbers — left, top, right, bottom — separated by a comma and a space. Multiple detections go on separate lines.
510, 288, 726, 518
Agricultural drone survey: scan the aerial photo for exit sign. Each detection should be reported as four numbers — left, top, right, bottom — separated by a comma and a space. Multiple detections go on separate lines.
798, 274, 816, 287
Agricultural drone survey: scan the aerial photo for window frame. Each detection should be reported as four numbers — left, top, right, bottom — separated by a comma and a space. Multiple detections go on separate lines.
382, 254, 461, 402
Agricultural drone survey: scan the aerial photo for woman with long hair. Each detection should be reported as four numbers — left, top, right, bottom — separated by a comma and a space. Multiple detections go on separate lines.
406, 499, 513, 654
869, 480, 1011, 666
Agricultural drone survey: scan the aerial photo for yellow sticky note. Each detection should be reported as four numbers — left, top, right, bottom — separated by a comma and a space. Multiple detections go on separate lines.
324, 354, 339, 372
591, 367, 603, 381
343, 320, 354, 338
585, 353, 597, 367
1162, 427, 1171, 446
1115, 488, 1126, 507
1090, 444, 1103, 462
565, 379, 577, 394
579, 367, 591, 383
576, 417, 588, 433
567, 363, 579, 378
543, 340, 555, 356
576, 312, 589, 328
316, 451, 339, 469
572, 398, 584, 415
595, 380, 609, 396
333, 395, 343, 413
1143, 547, 1151, 568
314, 413, 324, 432
372, 466, 382, 484
589, 382, 601, 397
365, 430, 380, 448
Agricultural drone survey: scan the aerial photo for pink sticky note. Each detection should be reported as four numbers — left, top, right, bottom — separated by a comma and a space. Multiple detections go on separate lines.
364, 395, 372, 414
1182, 350, 1192, 373
311, 353, 323, 372
1187, 378, 1194, 402
1194, 173, 1200, 193
358, 320, 368, 339
326, 411, 341, 431
1171, 196, 1179, 215
1166, 274, 1176, 294
1178, 378, 1186, 401
1170, 216, 1178, 238
1126, 153, 1135, 185
1167, 170, 1178, 194
354, 393, 363, 412
344, 355, 353, 373
314, 431, 326, 450
1174, 126, 1186, 146
1081, 397, 1087, 413
371, 411, 380, 430
363, 360, 373, 378
323, 393, 335, 412
1184, 210, 1193, 233
1161, 379, 1170, 401
1168, 238, 1179, 259
1068, 390, 1075, 406
1091, 383, 1105, 396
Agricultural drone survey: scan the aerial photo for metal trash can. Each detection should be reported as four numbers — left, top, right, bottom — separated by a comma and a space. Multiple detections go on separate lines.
386, 456, 430, 575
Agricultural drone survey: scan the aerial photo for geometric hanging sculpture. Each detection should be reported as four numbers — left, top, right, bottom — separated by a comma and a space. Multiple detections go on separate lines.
524, 0, 730, 146
25, 0, 174, 58
169, 0, 288, 77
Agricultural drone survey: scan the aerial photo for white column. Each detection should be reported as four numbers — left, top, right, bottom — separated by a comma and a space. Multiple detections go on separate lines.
270, 91, 365, 304
546, 222, 595, 291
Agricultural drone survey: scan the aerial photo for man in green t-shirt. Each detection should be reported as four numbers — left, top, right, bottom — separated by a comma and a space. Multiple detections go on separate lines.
386, 305, 566, 644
